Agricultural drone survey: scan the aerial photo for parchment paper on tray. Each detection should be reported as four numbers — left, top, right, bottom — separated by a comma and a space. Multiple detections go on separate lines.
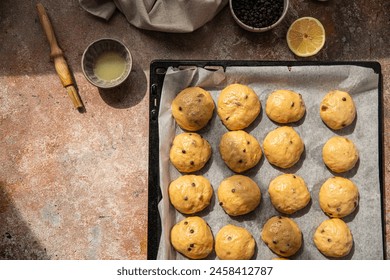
157, 64, 383, 260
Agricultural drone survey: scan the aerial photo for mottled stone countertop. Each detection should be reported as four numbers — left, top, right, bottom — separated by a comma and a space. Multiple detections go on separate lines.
0, 0, 389, 259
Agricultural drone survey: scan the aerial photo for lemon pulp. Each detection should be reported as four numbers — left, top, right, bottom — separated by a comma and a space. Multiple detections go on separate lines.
287, 17, 325, 57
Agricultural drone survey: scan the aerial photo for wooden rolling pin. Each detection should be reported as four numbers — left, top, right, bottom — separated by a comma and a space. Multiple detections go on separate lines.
36, 3, 83, 110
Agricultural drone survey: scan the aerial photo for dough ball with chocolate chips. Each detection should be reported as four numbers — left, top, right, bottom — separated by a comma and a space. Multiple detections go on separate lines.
320, 90, 356, 130
217, 175, 261, 216
268, 174, 311, 214
168, 175, 213, 214
319, 177, 359, 218
215, 224, 256, 260
219, 130, 262, 173
266, 89, 306, 123
170, 216, 214, 259
261, 216, 302, 257
313, 218, 353, 258
217, 83, 261, 130
169, 132, 211, 173
263, 126, 304, 169
322, 136, 359, 173
171, 87, 215, 131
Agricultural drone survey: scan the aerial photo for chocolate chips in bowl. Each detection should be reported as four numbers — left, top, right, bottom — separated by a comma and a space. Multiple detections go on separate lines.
229, 0, 289, 32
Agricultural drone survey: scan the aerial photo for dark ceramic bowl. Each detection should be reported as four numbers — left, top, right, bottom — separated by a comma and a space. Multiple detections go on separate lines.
81, 38, 132, 89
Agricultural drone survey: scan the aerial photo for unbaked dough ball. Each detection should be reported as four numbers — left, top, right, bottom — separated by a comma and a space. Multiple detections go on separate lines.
261, 216, 302, 257
217, 83, 261, 130
171, 87, 215, 131
322, 136, 359, 173
169, 175, 213, 214
313, 218, 353, 258
320, 90, 356, 130
265, 89, 306, 123
170, 216, 214, 259
170, 132, 211, 173
215, 224, 256, 260
319, 177, 359, 218
219, 130, 262, 173
217, 175, 261, 216
263, 126, 304, 169
268, 174, 311, 214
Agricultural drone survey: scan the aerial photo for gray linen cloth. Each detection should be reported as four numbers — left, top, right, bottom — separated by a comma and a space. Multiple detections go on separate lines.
79, 0, 228, 33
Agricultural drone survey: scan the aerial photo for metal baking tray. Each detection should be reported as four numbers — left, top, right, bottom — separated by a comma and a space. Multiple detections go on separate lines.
147, 60, 384, 260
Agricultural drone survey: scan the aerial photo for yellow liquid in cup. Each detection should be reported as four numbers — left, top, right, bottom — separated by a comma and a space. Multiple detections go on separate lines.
93, 51, 126, 81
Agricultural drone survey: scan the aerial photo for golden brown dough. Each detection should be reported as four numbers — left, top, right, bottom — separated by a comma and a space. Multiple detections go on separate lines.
217, 175, 261, 216
215, 224, 256, 260
261, 216, 302, 257
169, 132, 211, 173
171, 87, 215, 131
217, 84, 261, 130
263, 126, 304, 168
266, 89, 306, 123
320, 90, 356, 130
313, 218, 353, 258
170, 216, 214, 259
219, 130, 262, 173
319, 177, 359, 218
322, 136, 359, 173
268, 174, 311, 214
169, 175, 213, 214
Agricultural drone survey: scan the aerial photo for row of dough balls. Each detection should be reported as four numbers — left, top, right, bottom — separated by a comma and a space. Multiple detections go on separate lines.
169, 129, 359, 174
171, 85, 356, 132
169, 174, 359, 218
168, 128, 303, 174
170, 215, 354, 260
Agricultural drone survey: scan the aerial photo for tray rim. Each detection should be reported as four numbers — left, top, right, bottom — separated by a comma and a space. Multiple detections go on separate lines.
147, 60, 384, 260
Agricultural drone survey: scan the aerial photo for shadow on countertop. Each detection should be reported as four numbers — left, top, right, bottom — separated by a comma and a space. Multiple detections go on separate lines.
98, 62, 147, 109
0, 181, 49, 260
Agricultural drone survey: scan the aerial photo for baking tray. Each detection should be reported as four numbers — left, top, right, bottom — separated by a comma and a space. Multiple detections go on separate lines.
147, 60, 384, 260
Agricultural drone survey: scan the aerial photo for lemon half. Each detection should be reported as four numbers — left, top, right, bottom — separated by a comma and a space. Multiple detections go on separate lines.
287, 17, 326, 57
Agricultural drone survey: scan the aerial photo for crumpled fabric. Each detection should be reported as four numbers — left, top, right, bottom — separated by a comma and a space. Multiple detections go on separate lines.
79, 0, 228, 33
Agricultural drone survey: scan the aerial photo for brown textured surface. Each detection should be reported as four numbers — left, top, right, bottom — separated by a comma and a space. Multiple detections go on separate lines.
0, 0, 388, 259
